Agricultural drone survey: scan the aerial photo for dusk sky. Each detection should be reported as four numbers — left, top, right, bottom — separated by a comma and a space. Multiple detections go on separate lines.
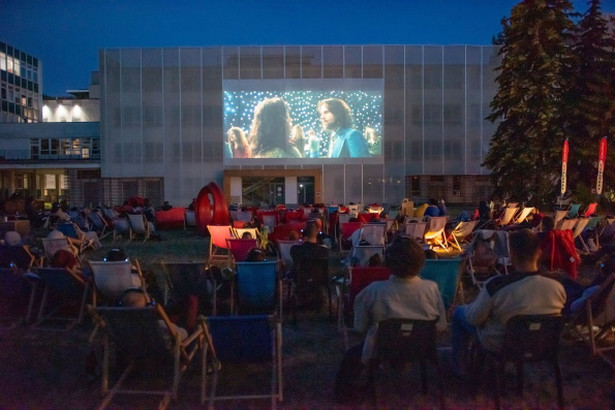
4, 0, 614, 96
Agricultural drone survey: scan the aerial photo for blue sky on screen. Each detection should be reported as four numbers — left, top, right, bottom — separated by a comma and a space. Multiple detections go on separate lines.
3, 0, 613, 96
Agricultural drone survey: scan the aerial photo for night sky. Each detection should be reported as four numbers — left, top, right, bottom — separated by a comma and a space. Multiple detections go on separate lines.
3, 0, 614, 96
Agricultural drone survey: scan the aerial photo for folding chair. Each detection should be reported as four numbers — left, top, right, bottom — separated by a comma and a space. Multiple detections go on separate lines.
496, 207, 519, 227
557, 218, 578, 231
337, 266, 392, 349
366, 318, 444, 408
160, 261, 221, 317
553, 210, 568, 229
234, 261, 281, 316
359, 223, 386, 246
339, 221, 362, 253
405, 222, 428, 243
226, 238, 258, 267
463, 229, 506, 287
448, 220, 478, 251
566, 203, 581, 219
0, 267, 38, 326
201, 314, 283, 409
56, 222, 96, 253
276, 239, 301, 277
423, 216, 450, 251
232, 227, 262, 246
577, 216, 603, 253
512, 206, 534, 224
571, 218, 590, 254
288, 256, 331, 323
127, 213, 151, 242
206, 225, 235, 268
568, 273, 615, 370
94, 305, 206, 410
470, 314, 564, 409
31, 266, 90, 329
87, 209, 112, 240
349, 245, 385, 267
89, 260, 144, 306
582, 202, 598, 218
419, 258, 464, 312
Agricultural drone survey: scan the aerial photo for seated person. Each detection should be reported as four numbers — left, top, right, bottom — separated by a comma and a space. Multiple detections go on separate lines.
423, 199, 441, 218
119, 288, 187, 347
335, 235, 447, 401
451, 229, 566, 376
290, 220, 329, 307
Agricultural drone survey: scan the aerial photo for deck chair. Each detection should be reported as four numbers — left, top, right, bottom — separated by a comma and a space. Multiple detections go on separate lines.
582, 202, 598, 218
234, 261, 281, 316
360, 223, 386, 246
496, 207, 519, 227
339, 221, 362, 253
201, 314, 283, 409
258, 211, 278, 230
471, 314, 564, 409
31, 266, 90, 329
0, 244, 36, 271
226, 238, 258, 266
94, 305, 205, 410
160, 261, 219, 316
127, 213, 151, 242
112, 217, 132, 241
366, 318, 444, 408
41, 235, 82, 266
557, 218, 578, 231
89, 260, 144, 306
448, 220, 478, 251
512, 206, 534, 224
553, 210, 568, 229
463, 229, 508, 287
539, 229, 580, 280
207, 225, 235, 268
337, 266, 392, 349
87, 209, 112, 239
232, 227, 262, 246
0, 267, 38, 326
578, 216, 604, 253
405, 222, 428, 243
568, 273, 615, 370
276, 239, 301, 276
56, 222, 96, 253
423, 216, 450, 251
420, 258, 464, 312
571, 218, 590, 253
349, 245, 385, 267
566, 203, 581, 219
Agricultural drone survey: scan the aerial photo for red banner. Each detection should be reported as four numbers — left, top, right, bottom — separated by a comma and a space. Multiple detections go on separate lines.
596, 136, 607, 195
561, 139, 569, 195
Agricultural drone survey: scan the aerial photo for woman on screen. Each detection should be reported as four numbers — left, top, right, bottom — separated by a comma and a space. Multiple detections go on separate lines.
227, 127, 252, 158
290, 124, 307, 157
250, 97, 301, 158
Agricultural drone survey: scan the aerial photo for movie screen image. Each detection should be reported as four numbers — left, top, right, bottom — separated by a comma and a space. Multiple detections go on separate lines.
223, 80, 383, 164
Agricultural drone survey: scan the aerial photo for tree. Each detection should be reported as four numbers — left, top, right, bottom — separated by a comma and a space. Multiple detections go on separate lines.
568, 0, 615, 196
484, 0, 577, 207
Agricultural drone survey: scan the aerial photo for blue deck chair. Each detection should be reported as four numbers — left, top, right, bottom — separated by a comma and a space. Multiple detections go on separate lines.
202, 314, 283, 409
31, 266, 90, 329
234, 261, 281, 316
419, 258, 463, 312
567, 203, 581, 219
56, 222, 95, 253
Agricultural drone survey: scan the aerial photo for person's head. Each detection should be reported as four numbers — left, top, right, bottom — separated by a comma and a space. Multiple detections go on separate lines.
290, 124, 306, 144
508, 229, 541, 269
287, 230, 300, 241
385, 235, 426, 278
303, 219, 320, 242
367, 253, 383, 267
541, 215, 555, 232
241, 231, 253, 239
317, 98, 353, 131
245, 247, 266, 262
119, 288, 152, 307
4, 231, 22, 246
104, 247, 128, 262
228, 126, 250, 149
51, 249, 78, 269
429, 198, 438, 206
250, 97, 292, 156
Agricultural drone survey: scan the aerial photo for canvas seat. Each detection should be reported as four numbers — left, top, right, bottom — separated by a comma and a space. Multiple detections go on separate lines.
404, 221, 428, 243
423, 216, 450, 250
463, 229, 509, 287
339, 221, 362, 253
201, 314, 283, 409
448, 220, 478, 251
87, 209, 112, 239
0, 266, 38, 326
496, 206, 519, 227
288, 256, 330, 323
419, 258, 464, 313
226, 238, 258, 267
349, 245, 385, 267
512, 206, 534, 224
127, 213, 151, 242
206, 225, 235, 268
234, 261, 281, 316
56, 222, 97, 253
93, 305, 206, 410
89, 260, 144, 306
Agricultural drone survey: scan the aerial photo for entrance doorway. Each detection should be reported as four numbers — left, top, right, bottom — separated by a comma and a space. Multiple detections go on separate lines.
297, 176, 315, 205
242, 177, 286, 207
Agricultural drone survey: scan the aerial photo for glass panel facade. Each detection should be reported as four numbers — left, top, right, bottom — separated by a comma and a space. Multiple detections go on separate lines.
101, 45, 500, 206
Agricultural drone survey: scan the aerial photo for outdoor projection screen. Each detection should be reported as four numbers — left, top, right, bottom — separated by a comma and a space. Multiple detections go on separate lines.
223, 79, 384, 166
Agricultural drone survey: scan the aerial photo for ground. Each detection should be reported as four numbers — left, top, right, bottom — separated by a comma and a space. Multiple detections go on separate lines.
1, 229, 614, 409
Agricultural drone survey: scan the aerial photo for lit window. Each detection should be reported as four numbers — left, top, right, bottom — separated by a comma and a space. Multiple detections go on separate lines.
42, 105, 50, 121
7, 56, 13, 73
0, 52, 5, 71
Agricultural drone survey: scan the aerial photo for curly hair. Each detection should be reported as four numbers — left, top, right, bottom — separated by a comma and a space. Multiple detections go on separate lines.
249, 97, 292, 156
385, 235, 426, 278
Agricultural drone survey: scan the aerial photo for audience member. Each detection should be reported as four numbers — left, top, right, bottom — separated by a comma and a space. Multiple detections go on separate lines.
424, 199, 441, 217
335, 235, 446, 401
450, 229, 566, 376
290, 219, 329, 308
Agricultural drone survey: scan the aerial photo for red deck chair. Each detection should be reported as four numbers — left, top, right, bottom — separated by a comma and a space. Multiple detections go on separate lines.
583, 202, 598, 218
358, 213, 377, 224
207, 225, 235, 267
226, 238, 258, 266
540, 229, 580, 280
339, 221, 362, 252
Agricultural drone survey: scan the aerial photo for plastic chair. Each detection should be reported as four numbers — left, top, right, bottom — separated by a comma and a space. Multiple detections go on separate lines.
419, 258, 464, 311
94, 305, 206, 410
366, 318, 444, 408
201, 314, 283, 409
471, 314, 564, 409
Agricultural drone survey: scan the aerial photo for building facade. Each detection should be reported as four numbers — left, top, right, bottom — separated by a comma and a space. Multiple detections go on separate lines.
0, 41, 42, 123
100, 45, 499, 208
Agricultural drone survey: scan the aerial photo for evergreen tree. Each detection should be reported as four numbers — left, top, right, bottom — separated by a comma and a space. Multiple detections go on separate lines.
569, 0, 615, 194
484, 0, 577, 207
